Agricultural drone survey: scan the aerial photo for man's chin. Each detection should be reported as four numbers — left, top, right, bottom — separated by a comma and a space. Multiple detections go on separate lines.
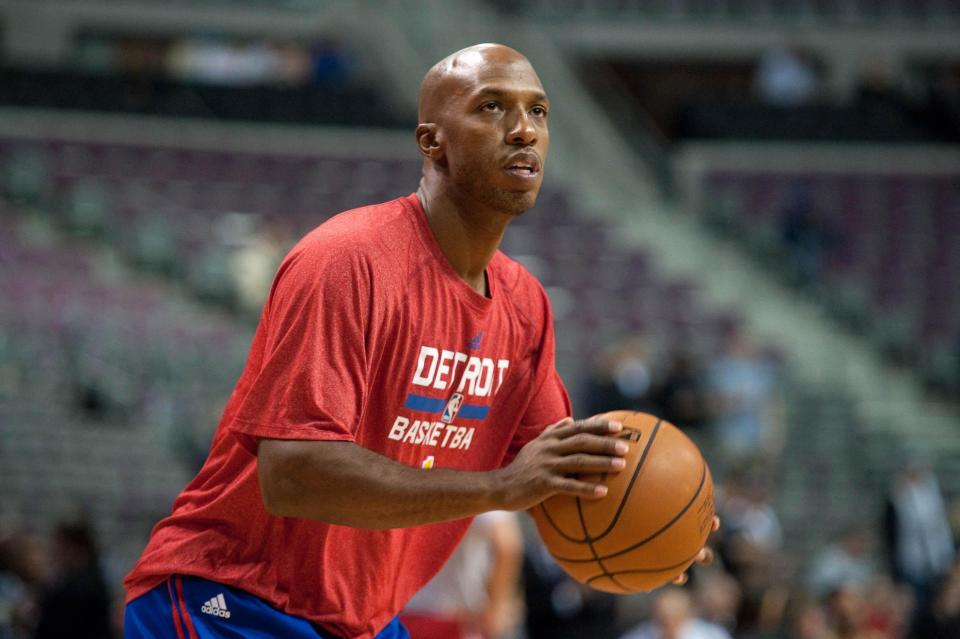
500, 189, 540, 217
465, 179, 542, 217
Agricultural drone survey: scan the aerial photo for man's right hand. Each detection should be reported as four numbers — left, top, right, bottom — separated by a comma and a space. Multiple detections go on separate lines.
493, 417, 629, 512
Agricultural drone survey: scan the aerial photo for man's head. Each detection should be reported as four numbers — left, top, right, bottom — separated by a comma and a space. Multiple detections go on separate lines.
416, 43, 549, 217
652, 588, 694, 639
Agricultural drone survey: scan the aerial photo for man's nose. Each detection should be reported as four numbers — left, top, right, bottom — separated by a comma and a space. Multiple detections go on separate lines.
506, 110, 536, 146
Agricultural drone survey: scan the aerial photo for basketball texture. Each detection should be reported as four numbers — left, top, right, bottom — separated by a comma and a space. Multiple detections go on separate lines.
530, 411, 715, 593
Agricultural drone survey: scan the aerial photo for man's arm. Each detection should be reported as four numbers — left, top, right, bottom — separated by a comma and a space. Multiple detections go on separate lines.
480, 514, 524, 638
258, 417, 628, 529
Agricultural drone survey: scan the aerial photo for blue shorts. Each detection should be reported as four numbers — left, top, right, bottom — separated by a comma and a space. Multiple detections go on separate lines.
124, 575, 409, 639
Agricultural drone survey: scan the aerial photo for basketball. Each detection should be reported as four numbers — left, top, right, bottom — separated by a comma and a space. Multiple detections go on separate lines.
530, 411, 715, 594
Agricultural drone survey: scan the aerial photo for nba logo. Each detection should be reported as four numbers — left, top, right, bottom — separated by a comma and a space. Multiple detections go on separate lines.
441, 393, 464, 423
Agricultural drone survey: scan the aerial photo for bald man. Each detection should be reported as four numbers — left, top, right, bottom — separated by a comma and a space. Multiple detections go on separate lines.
123, 44, 711, 639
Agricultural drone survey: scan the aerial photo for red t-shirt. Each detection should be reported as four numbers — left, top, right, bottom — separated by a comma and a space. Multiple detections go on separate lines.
124, 194, 571, 639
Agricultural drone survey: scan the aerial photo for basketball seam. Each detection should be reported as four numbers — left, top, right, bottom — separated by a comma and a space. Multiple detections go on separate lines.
537, 501, 587, 543
583, 548, 703, 586
546, 461, 708, 564
573, 411, 651, 593
583, 419, 663, 541
575, 487, 631, 593
585, 418, 662, 543
535, 414, 660, 545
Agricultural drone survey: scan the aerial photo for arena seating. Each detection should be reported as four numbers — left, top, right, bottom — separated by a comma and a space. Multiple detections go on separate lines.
0, 67, 411, 128
490, 0, 960, 25
0, 132, 749, 402
0, 208, 252, 557
701, 169, 960, 393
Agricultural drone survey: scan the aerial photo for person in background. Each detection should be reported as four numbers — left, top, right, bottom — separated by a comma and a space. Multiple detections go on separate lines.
717, 470, 789, 636
788, 600, 831, 639
705, 333, 783, 474
33, 520, 114, 639
912, 557, 960, 639
692, 568, 742, 636
882, 456, 955, 616
619, 587, 731, 639
779, 185, 835, 291
583, 337, 657, 419
401, 511, 523, 639
522, 527, 618, 639
754, 46, 818, 108
648, 349, 707, 435
229, 218, 293, 317
853, 57, 906, 114
806, 526, 877, 599
821, 583, 886, 639
0, 529, 45, 639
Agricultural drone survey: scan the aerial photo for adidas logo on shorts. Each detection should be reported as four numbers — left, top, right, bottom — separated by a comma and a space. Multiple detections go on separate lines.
201, 593, 231, 619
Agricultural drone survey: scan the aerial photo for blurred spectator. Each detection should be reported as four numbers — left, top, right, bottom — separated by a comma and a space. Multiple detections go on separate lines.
310, 38, 354, 88
822, 583, 882, 639
789, 578, 909, 639
806, 526, 877, 598
522, 527, 617, 639
401, 511, 523, 639
718, 470, 790, 636
705, 333, 783, 471
779, 187, 836, 290
949, 496, 960, 545
853, 58, 905, 113
924, 66, 960, 142
0, 530, 46, 639
882, 457, 955, 611
229, 218, 293, 317
862, 577, 912, 639
755, 46, 818, 107
584, 338, 657, 418
273, 42, 313, 86
166, 35, 282, 86
912, 558, 960, 639
692, 568, 742, 635
648, 349, 708, 433
32, 520, 114, 639
720, 474, 783, 564
619, 587, 731, 639
789, 599, 831, 639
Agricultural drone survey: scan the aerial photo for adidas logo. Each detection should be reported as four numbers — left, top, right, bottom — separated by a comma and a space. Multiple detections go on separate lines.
201, 593, 231, 619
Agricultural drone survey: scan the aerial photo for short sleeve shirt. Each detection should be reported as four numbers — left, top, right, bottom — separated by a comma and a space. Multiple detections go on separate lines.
123, 194, 571, 639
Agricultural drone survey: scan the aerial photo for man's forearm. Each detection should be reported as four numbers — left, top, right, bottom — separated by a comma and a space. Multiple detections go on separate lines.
258, 439, 504, 528
257, 418, 629, 529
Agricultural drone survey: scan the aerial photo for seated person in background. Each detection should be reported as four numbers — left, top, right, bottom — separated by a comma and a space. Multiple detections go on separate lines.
400, 511, 523, 639
619, 588, 731, 639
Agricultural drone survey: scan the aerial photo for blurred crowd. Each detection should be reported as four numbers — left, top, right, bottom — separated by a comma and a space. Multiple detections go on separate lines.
77, 33, 358, 90
0, 520, 117, 639
754, 45, 960, 143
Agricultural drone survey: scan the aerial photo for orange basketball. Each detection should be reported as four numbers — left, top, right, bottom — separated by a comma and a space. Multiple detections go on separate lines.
530, 411, 715, 594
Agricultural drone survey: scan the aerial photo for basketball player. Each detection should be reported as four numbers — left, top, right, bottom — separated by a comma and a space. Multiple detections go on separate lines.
123, 43, 716, 639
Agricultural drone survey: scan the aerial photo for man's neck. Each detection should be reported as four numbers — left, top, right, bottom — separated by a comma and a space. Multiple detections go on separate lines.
416, 181, 510, 296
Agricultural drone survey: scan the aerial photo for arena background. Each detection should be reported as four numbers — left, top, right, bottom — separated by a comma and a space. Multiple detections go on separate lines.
0, 1, 958, 637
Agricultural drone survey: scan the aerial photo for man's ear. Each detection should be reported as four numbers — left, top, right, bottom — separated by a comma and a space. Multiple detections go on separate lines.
416, 123, 443, 160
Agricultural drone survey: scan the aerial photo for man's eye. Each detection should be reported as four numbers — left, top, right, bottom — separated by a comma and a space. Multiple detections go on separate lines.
531, 106, 547, 116
481, 102, 500, 111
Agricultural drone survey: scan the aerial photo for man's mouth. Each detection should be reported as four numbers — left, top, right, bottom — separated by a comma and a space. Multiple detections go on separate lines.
505, 165, 539, 179
504, 155, 541, 180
